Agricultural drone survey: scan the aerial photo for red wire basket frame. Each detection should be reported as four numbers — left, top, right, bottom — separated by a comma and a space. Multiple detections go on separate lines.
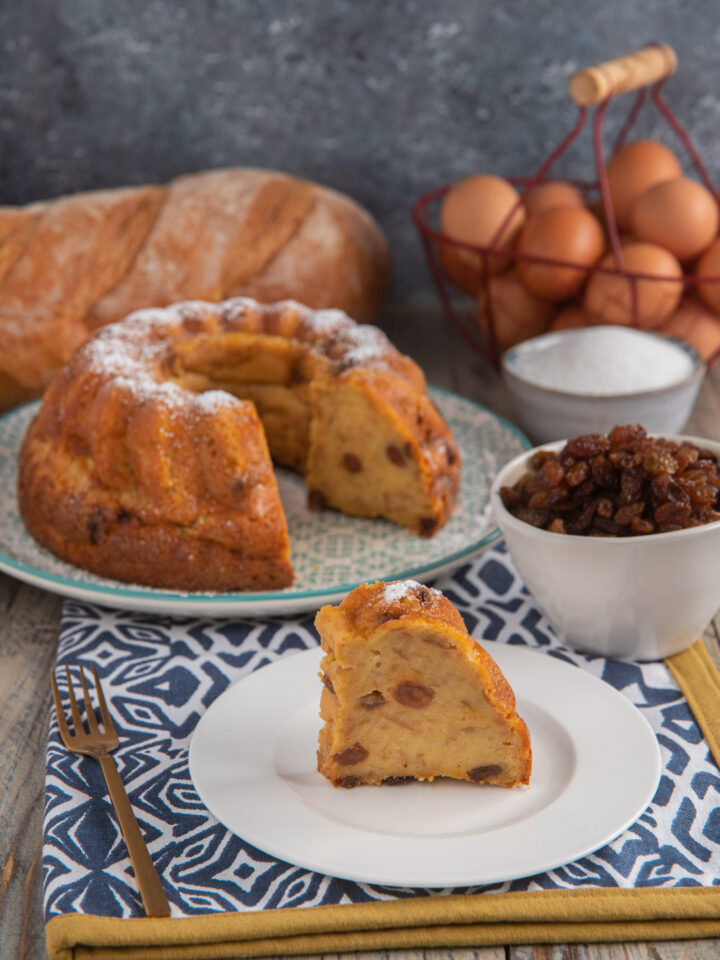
412, 43, 720, 368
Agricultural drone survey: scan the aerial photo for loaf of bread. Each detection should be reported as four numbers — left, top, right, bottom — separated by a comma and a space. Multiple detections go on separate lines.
0, 167, 390, 411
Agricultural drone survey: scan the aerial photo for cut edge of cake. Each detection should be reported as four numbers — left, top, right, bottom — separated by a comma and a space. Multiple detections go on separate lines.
315, 578, 532, 789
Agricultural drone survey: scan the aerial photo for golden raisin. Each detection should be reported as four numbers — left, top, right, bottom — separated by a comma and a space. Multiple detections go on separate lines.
393, 681, 434, 709
334, 743, 369, 766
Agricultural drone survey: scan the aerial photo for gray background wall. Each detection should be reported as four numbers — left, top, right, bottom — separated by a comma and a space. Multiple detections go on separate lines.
1, 0, 718, 305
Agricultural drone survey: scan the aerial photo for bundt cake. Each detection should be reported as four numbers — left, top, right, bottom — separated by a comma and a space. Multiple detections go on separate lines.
316, 579, 532, 788
17, 298, 460, 591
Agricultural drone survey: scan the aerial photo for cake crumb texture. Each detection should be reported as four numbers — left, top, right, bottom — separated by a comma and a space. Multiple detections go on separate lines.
315, 580, 532, 788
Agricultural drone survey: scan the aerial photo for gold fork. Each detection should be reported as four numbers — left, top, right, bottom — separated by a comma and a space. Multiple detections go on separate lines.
51, 664, 170, 917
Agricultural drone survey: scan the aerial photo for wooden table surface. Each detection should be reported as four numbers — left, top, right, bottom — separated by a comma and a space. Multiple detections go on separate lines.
2, 305, 719, 960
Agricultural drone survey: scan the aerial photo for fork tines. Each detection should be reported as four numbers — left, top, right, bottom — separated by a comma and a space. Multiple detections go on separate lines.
51, 665, 117, 745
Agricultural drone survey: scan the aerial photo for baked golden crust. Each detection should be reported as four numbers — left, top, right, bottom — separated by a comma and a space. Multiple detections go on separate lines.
316, 580, 532, 788
18, 298, 460, 591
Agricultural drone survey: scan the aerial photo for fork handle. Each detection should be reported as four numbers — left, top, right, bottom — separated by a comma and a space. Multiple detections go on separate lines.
99, 755, 171, 917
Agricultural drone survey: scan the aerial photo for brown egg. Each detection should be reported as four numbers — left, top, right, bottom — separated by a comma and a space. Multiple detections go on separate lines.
606, 140, 682, 230
695, 237, 720, 313
661, 299, 720, 361
630, 178, 719, 262
478, 271, 554, 350
440, 174, 525, 293
549, 305, 591, 331
584, 242, 683, 329
523, 180, 585, 217
516, 207, 605, 301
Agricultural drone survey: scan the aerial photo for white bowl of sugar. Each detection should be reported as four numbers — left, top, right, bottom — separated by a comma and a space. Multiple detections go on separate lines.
502, 326, 705, 443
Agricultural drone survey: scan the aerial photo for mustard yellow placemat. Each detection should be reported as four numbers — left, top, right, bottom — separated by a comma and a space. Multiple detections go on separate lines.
44, 546, 720, 959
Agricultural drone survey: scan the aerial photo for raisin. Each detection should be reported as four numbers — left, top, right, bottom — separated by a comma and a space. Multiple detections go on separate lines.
677, 471, 718, 504
359, 690, 386, 710
337, 776, 361, 788
559, 447, 577, 468
393, 681, 434, 709
574, 479, 597, 501
468, 764, 503, 782
591, 454, 617, 488
567, 501, 596, 534
596, 498, 614, 519
548, 517, 567, 534
546, 487, 571, 508
334, 743, 368, 766
386, 445, 406, 467
528, 490, 549, 509
676, 444, 699, 471
565, 461, 589, 487
592, 517, 625, 536
289, 361, 306, 384
341, 453, 363, 473
420, 517, 438, 535
382, 776, 414, 785
614, 502, 644, 525
644, 451, 678, 475
694, 459, 720, 478
609, 424, 646, 446
524, 475, 547, 496
655, 500, 691, 531
563, 434, 611, 459
619, 465, 645, 504
651, 474, 689, 507
499, 486, 521, 510
87, 508, 105, 545
631, 517, 655, 535
308, 489, 328, 510
529, 450, 555, 470
608, 449, 633, 469
515, 506, 548, 528
542, 459, 565, 486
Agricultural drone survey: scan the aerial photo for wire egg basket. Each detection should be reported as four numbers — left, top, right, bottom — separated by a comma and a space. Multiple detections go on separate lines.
412, 44, 720, 368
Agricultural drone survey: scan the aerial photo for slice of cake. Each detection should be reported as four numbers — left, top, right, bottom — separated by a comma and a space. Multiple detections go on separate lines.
316, 580, 532, 788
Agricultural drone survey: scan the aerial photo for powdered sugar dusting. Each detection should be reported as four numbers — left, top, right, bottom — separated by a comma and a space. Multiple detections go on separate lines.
82, 300, 401, 412
80, 327, 188, 408
192, 389, 238, 414
301, 308, 352, 338
340, 324, 392, 366
76, 302, 225, 411
382, 579, 440, 602
295, 305, 396, 370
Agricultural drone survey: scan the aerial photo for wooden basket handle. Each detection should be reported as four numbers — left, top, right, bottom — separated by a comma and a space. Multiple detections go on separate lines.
568, 44, 677, 106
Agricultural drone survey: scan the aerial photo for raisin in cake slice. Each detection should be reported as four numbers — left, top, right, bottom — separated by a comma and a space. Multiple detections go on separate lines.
316, 579, 532, 788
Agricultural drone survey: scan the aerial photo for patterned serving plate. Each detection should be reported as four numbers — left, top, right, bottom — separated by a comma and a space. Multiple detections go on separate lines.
0, 388, 529, 616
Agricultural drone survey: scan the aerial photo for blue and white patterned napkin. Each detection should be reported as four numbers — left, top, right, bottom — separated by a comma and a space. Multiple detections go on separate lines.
43, 544, 720, 922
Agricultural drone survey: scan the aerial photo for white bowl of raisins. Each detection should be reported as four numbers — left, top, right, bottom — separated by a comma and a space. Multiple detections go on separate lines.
490, 424, 720, 660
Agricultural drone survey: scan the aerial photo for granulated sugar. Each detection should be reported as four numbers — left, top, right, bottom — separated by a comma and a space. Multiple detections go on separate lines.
510, 326, 696, 396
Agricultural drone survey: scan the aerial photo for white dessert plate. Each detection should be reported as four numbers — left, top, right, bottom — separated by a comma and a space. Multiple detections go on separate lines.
0, 388, 528, 616
188, 643, 662, 888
